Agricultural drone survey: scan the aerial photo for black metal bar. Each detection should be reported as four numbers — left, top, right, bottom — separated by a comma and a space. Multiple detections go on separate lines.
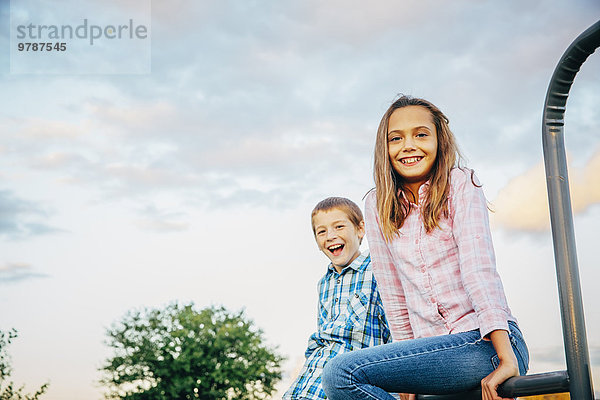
542, 19, 600, 400
498, 371, 570, 397
416, 371, 569, 400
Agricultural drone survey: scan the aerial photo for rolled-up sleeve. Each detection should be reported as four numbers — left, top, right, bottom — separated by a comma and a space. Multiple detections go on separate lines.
451, 170, 511, 337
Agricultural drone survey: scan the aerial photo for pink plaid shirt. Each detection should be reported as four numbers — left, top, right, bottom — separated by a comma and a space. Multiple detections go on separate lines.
365, 168, 515, 341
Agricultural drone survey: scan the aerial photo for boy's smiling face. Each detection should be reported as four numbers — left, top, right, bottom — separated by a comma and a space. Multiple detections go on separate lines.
313, 208, 365, 273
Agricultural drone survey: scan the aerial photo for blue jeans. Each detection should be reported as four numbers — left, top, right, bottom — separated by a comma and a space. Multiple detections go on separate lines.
321, 321, 529, 399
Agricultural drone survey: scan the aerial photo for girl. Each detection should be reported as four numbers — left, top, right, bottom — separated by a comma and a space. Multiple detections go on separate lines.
321, 96, 529, 400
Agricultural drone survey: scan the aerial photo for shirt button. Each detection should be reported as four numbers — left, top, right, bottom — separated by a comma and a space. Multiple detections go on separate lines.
430, 297, 436, 303
421, 266, 426, 272
415, 239, 419, 245
337, 279, 341, 284
354, 293, 359, 298
309, 368, 313, 373
334, 298, 338, 303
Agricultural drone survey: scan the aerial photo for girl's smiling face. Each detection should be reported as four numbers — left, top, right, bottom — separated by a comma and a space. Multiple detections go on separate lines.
387, 105, 438, 196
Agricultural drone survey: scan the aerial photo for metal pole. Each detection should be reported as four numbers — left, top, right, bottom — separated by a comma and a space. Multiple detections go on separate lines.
542, 20, 600, 400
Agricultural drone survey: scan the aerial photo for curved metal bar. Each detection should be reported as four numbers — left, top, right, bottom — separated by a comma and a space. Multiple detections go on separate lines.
542, 19, 600, 400
417, 371, 570, 400
498, 370, 569, 397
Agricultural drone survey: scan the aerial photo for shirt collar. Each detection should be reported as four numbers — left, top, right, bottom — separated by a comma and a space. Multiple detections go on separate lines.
327, 251, 367, 275
400, 181, 430, 205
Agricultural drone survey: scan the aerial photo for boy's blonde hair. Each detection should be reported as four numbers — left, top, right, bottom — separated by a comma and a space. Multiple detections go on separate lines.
311, 197, 364, 236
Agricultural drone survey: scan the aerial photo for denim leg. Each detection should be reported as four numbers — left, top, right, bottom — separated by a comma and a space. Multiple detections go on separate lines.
507, 321, 529, 376
322, 326, 528, 400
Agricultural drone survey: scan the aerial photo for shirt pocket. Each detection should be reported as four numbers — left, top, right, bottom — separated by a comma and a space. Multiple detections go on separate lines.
346, 292, 369, 327
427, 218, 454, 241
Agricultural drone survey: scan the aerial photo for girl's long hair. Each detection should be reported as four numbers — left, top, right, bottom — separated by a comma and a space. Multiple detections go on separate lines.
374, 95, 464, 241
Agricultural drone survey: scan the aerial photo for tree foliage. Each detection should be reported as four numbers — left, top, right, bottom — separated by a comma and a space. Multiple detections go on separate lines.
0, 329, 49, 400
100, 303, 283, 400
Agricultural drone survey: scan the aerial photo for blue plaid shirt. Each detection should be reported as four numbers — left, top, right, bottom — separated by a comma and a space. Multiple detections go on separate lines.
283, 252, 391, 400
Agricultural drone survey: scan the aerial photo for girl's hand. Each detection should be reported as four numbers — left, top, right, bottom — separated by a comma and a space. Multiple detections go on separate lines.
480, 357, 519, 400
481, 329, 520, 400
399, 393, 416, 400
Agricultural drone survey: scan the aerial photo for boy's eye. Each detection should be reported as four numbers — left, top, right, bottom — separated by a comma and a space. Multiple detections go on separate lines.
335, 225, 344, 229
316, 230, 325, 235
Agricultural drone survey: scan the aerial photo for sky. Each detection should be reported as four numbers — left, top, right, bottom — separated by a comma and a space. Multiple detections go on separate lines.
0, 0, 599, 398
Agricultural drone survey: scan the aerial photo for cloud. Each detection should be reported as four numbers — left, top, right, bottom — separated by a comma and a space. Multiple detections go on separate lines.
2, 0, 599, 214
103, 163, 195, 190
0, 190, 61, 239
531, 345, 600, 365
192, 134, 333, 174
133, 204, 189, 233
15, 96, 359, 208
205, 186, 309, 210
492, 149, 600, 232
530, 346, 565, 365
134, 218, 188, 232
17, 118, 86, 139
29, 152, 90, 169
84, 100, 177, 135
0, 262, 50, 283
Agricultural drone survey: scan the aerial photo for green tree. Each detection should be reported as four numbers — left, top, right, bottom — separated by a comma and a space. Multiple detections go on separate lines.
0, 329, 49, 400
100, 303, 284, 400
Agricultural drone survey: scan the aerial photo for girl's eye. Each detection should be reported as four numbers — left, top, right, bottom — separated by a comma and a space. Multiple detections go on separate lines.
388, 136, 402, 142
335, 225, 344, 229
416, 131, 428, 137
317, 230, 325, 235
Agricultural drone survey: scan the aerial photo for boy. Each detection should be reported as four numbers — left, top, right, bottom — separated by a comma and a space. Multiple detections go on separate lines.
283, 197, 391, 400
